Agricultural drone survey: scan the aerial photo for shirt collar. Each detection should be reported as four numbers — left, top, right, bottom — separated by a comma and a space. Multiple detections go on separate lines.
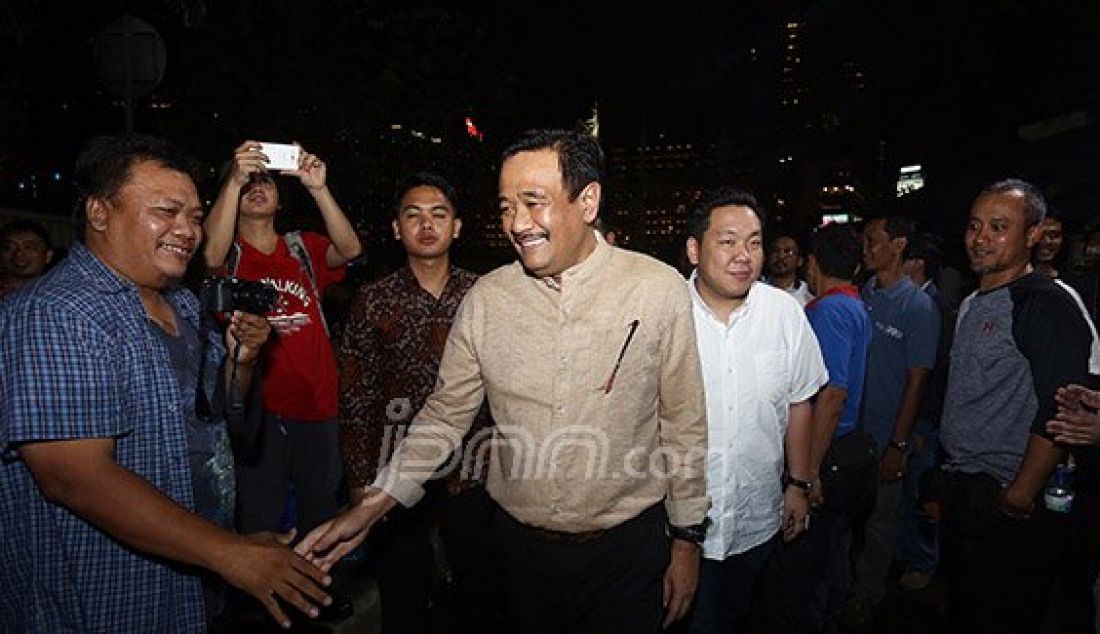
688, 269, 757, 326
805, 283, 859, 309
539, 229, 609, 291
70, 242, 198, 323
766, 276, 804, 292
70, 242, 130, 295
865, 274, 914, 299
398, 263, 466, 303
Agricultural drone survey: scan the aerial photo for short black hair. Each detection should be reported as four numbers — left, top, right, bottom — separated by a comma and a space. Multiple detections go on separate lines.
0, 219, 51, 248
392, 172, 459, 218
74, 134, 199, 210
686, 186, 766, 243
501, 129, 605, 201
874, 215, 916, 259
979, 178, 1047, 226
809, 223, 862, 281
769, 233, 802, 254
906, 231, 944, 282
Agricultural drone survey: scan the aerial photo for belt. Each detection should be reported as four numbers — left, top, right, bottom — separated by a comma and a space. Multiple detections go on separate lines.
523, 524, 609, 544
503, 503, 665, 544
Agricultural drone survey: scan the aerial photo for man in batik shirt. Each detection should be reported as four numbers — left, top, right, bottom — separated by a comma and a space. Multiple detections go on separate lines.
338, 173, 499, 633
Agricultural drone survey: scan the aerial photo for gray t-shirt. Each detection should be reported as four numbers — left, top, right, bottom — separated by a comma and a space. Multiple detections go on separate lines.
941, 271, 1091, 484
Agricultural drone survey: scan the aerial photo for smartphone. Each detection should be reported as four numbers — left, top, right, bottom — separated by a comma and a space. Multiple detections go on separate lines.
268, 313, 311, 328
258, 142, 300, 171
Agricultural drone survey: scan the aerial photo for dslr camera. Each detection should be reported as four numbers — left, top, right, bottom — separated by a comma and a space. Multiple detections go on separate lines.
200, 277, 279, 316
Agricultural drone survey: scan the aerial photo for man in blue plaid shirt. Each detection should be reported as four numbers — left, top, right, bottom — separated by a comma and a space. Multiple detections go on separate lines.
0, 135, 331, 631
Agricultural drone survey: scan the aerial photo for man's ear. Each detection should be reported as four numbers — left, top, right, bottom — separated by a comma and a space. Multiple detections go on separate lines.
453, 218, 462, 239
392, 219, 401, 241
44, 249, 54, 265
579, 181, 602, 224
86, 198, 110, 233
686, 236, 700, 267
1025, 223, 1043, 249
804, 254, 818, 289
892, 235, 909, 258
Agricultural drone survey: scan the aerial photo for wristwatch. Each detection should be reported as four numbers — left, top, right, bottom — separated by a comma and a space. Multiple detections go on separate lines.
888, 438, 910, 453
786, 476, 814, 494
669, 518, 711, 546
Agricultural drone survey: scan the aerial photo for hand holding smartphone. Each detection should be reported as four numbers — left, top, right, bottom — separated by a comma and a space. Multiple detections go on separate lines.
258, 142, 300, 171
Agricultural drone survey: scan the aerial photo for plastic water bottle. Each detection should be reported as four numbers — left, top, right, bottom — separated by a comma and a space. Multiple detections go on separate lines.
1043, 463, 1075, 514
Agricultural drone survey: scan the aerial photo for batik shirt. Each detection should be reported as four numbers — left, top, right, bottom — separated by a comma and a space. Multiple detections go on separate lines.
338, 265, 491, 491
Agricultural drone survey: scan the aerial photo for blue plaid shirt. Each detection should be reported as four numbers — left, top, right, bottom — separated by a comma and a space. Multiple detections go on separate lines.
0, 243, 219, 632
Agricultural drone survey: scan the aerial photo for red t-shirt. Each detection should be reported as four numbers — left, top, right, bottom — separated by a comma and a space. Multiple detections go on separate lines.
233, 232, 345, 420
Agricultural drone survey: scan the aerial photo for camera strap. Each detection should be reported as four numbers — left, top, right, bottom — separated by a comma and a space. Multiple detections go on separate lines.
283, 231, 330, 337
227, 231, 330, 336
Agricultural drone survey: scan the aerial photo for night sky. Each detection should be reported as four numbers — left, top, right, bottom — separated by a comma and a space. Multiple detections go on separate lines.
2, 0, 1099, 222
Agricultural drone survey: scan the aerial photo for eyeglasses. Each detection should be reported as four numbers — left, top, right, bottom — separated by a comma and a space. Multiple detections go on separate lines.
771, 248, 799, 258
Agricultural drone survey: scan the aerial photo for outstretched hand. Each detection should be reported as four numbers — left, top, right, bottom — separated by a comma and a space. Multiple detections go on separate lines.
295, 488, 396, 571
218, 530, 332, 629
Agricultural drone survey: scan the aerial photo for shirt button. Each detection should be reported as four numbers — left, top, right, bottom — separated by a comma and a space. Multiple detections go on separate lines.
551, 504, 561, 514
556, 405, 565, 414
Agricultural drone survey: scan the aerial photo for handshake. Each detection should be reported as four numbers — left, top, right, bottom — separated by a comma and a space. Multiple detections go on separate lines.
292, 487, 399, 571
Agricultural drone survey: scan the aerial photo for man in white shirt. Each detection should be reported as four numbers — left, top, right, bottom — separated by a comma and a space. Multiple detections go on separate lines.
765, 234, 815, 307
679, 187, 828, 632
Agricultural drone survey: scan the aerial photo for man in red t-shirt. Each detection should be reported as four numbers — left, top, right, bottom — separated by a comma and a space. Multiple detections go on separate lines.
204, 141, 362, 535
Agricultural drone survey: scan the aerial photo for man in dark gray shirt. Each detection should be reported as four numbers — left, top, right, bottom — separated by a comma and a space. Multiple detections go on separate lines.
938, 179, 1091, 633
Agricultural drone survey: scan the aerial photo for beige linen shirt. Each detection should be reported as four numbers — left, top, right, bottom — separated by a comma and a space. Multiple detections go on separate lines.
374, 237, 709, 532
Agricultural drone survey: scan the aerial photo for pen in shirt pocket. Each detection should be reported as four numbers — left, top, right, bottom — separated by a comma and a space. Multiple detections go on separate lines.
603, 319, 640, 394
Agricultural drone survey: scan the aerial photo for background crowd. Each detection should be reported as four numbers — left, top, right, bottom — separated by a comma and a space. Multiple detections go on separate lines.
1, 128, 1099, 634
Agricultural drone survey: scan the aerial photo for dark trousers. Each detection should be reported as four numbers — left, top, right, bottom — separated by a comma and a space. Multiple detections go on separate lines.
437, 486, 508, 634
896, 418, 940, 572
369, 502, 436, 634
940, 477, 1065, 634
679, 534, 776, 634
1057, 461, 1100, 630
368, 485, 506, 634
494, 503, 670, 634
765, 431, 878, 633
235, 412, 341, 535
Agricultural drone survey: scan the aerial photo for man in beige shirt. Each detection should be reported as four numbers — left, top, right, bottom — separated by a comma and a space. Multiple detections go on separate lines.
298, 129, 709, 632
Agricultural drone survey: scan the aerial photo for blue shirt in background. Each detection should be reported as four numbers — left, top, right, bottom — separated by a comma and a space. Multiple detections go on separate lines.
806, 285, 871, 438
860, 276, 941, 452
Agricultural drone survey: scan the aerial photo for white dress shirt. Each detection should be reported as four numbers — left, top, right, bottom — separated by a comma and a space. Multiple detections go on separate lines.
688, 276, 828, 559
